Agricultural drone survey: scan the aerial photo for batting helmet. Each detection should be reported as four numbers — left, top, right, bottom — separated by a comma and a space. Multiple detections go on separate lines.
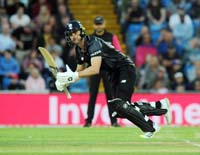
64, 20, 86, 47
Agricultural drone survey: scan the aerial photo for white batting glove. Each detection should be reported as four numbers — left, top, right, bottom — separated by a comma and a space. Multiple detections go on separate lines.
55, 80, 66, 91
56, 65, 79, 84
65, 64, 73, 73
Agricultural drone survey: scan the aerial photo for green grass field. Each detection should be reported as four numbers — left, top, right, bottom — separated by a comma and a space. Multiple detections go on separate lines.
0, 126, 199, 155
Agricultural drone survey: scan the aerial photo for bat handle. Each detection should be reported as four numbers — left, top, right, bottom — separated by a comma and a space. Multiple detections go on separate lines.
64, 87, 71, 99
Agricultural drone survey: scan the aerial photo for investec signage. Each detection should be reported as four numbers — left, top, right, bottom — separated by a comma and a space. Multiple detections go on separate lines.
0, 93, 200, 126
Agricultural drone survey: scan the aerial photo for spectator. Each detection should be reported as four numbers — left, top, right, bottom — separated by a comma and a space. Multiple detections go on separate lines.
166, 0, 191, 15
12, 25, 38, 63
139, 56, 169, 90
146, 0, 167, 43
0, 50, 20, 89
122, 0, 146, 55
5, 0, 25, 16
12, 25, 37, 50
190, 0, 200, 33
33, 5, 51, 34
25, 67, 46, 91
36, 23, 54, 48
169, 5, 193, 31
0, 1, 6, 15
9, 5, 31, 30
161, 45, 182, 81
21, 49, 44, 75
157, 29, 183, 56
55, 3, 73, 24
0, 23, 16, 54
184, 56, 200, 83
116, 0, 131, 25
0, 15, 9, 33
169, 6, 193, 46
156, 66, 170, 89
183, 38, 200, 63
123, 0, 145, 27
146, 0, 166, 26
190, 67, 200, 91
135, 33, 157, 68
150, 79, 169, 94
46, 36, 63, 56
29, 0, 52, 18
190, 0, 200, 22
135, 25, 150, 46
171, 72, 187, 92
193, 80, 200, 91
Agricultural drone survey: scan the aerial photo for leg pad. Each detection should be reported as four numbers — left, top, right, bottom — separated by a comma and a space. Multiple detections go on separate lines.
108, 98, 155, 132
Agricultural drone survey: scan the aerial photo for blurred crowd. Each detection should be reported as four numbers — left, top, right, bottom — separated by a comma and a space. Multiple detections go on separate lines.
0, 0, 200, 93
115, 0, 200, 93
0, 0, 75, 92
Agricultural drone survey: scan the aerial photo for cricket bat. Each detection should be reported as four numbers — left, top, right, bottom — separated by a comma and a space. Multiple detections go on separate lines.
38, 47, 71, 99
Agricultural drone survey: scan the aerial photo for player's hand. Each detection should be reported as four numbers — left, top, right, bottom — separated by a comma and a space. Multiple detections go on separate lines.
56, 65, 79, 84
55, 80, 66, 91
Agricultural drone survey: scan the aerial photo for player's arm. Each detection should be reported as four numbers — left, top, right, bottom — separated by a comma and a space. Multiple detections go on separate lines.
57, 39, 102, 84
56, 55, 101, 84
78, 55, 102, 78
76, 64, 85, 72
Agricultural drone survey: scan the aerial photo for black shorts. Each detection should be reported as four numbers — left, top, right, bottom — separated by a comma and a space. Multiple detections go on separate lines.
112, 65, 136, 102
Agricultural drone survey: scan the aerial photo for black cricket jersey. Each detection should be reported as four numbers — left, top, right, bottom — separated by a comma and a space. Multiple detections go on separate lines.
92, 30, 113, 46
75, 35, 134, 72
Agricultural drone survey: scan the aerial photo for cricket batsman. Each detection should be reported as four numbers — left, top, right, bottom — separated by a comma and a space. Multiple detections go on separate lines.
55, 20, 172, 138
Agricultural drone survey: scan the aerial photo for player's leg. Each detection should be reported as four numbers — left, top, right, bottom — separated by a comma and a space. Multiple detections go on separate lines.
111, 66, 159, 136
114, 66, 170, 120
134, 98, 172, 124
84, 74, 101, 127
149, 98, 172, 124
108, 98, 159, 133
133, 101, 167, 116
102, 71, 119, 126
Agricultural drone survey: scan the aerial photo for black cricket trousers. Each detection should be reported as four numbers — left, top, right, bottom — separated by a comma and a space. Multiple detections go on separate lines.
86, 71, 117, 124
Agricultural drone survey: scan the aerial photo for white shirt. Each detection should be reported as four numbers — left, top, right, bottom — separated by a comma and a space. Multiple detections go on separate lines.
10, 14, 31, 28
0, 34, 16, 52
169, 13, 193, 30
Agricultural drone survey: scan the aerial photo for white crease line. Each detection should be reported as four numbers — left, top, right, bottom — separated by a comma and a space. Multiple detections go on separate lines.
184, 140, 200, 147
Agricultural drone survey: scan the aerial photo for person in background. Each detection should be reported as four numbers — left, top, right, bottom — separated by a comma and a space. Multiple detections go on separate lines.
169, 5, 193, 46
84, 16, 122, 127
0, 50, 20, 90
9, 5, 31, 30
0, 23, 16, 54
122, 0, 145, 34
190, 67, 200, 91
171, 72, 187, 92
25, 66, 46, 92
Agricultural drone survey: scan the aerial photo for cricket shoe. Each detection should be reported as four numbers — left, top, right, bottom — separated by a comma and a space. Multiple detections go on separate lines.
140, 122, 160, 139
160, 98, 172, 125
